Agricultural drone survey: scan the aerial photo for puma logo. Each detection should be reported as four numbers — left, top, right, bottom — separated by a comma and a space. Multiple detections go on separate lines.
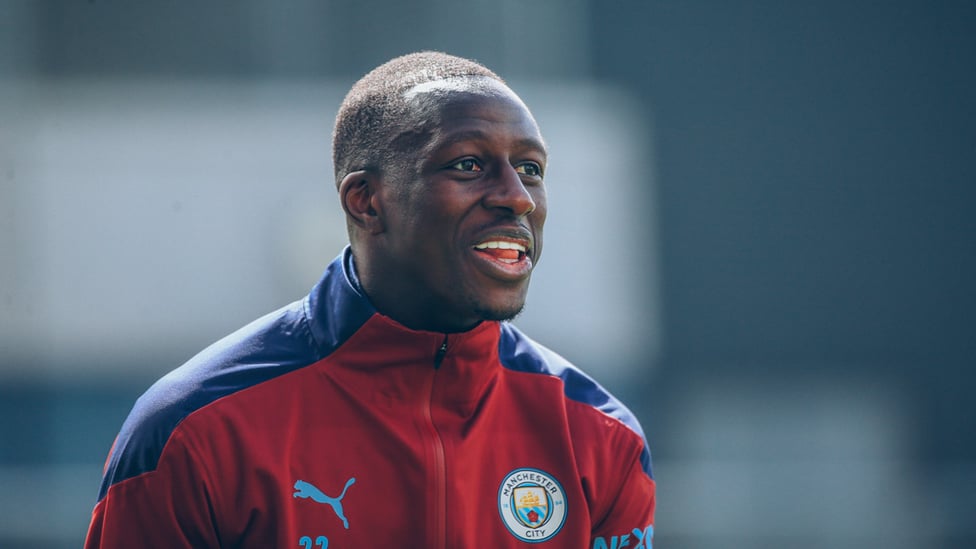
293, 478, 356, 529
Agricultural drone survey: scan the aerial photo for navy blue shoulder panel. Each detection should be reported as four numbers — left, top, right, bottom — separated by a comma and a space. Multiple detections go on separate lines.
498, 323, 653, 479
97, 248, 375, 501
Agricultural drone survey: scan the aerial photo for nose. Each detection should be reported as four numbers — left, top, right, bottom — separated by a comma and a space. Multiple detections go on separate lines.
482, 164, 536, 217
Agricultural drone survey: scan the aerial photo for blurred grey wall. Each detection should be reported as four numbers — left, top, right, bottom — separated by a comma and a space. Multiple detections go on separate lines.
1, 1, 974, 548
593, 3, 976, 546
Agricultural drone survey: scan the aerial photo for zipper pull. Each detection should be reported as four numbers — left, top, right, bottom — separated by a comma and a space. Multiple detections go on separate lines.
433, 337, 448, 369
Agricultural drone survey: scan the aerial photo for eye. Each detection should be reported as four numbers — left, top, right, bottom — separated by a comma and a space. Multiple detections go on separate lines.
449, 158, 482, 172
516, 162, 543, 178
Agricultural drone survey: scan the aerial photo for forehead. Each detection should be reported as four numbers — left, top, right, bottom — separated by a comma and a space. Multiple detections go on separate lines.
402, 78, 547, 156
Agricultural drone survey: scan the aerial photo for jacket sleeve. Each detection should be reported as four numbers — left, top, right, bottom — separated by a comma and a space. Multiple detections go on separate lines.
84, 428, 221, 549
587, 423, 656, 549
589, 455, 656, 549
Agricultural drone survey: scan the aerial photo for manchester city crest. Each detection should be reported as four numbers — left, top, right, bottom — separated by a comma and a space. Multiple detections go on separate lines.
497, 468, 567, 543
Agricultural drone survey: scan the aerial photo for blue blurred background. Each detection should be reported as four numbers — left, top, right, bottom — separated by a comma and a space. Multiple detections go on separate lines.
1, 1, 974, 547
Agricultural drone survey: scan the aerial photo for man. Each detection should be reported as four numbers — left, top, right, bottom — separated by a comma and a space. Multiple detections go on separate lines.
85, 51, 655, 548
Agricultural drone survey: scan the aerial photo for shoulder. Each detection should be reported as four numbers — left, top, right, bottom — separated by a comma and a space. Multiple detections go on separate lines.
97, 298, 320, 500
497, 323, 652, 478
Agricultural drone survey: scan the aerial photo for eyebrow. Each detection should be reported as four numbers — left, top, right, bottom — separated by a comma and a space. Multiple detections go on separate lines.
435, 129, 548, 156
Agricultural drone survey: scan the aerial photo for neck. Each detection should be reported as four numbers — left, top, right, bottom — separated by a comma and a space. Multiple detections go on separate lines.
350, 249, 481, 334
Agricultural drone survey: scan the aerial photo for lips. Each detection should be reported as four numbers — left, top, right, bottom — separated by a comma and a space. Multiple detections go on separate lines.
469, 232, 534, 280
473, 240, 527, 264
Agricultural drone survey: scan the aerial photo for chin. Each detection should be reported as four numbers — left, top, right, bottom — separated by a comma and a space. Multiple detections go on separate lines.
473, 302, 525, 323
461, 284, 530, 324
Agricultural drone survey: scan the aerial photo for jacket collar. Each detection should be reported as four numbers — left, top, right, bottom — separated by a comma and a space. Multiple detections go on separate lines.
304, 247, 502, 413
303, 246, 377, 358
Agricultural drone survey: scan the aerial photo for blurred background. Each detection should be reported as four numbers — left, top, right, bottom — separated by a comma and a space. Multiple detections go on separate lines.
1, 1, 974, 547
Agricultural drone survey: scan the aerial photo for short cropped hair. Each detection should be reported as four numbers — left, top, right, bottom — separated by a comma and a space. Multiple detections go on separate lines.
332, 51, 503, 184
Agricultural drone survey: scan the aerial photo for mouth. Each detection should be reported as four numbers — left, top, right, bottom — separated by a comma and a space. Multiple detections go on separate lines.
470, 235, 534, 279
472, 239, 528, 264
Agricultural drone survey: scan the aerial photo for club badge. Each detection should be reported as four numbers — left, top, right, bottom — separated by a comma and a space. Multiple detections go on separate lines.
497, 468, 567, 543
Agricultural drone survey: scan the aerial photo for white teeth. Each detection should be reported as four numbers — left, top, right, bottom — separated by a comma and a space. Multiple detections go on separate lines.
474, 241, 527, 252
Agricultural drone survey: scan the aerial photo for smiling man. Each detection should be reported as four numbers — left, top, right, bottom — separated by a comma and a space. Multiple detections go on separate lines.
86, 52, 655, 548
342, 73, 547, 333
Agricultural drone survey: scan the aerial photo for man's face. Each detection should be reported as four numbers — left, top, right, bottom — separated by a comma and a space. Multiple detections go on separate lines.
376, 79, 548, 332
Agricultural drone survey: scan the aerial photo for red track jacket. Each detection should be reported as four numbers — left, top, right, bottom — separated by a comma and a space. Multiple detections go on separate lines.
86, 248, 655, 548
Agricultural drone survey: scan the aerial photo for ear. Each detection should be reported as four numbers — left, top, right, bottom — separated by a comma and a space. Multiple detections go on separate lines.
339, 170, 385, 234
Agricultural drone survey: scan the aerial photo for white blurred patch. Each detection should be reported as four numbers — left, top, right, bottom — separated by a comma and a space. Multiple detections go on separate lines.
0, 78, 659, 384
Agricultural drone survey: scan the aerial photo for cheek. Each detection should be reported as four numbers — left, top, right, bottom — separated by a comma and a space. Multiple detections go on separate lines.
530, 222, 546, 264
529, 194, 546, 262
530, 193, 548, 228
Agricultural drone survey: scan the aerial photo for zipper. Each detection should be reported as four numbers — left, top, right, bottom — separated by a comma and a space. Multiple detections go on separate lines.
433, 335, 448, 369
422, 338, 448, 548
